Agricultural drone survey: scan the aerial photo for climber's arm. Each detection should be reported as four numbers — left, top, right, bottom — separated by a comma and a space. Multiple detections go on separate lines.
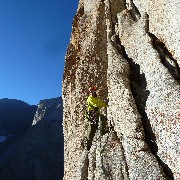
87, 96, 109, 109
96, 99, 109, 108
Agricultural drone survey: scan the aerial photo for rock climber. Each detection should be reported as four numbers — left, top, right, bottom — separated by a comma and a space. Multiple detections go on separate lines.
86, 86, 109, 150
86, 86, 108, 125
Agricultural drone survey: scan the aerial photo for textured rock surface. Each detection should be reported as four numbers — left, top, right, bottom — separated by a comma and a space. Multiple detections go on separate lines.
63, 0, 180, 179
0, 97, 64, 180
32, 97, 63, 125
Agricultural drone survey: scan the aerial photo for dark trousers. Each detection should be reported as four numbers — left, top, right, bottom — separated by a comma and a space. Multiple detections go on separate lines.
86, 114, 108, 150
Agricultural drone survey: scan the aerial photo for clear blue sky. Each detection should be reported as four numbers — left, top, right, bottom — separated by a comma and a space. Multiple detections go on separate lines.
0, 0, 79, 105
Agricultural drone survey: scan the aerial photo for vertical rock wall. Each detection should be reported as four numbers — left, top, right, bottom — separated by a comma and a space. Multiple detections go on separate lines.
63, 1, 108, 179
63, 0, 180, 179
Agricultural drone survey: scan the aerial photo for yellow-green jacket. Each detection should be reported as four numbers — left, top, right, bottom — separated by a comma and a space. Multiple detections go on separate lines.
87, 95, 108, 112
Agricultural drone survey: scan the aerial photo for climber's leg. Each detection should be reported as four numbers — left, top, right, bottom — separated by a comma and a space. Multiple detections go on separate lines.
87, 122, 96, 150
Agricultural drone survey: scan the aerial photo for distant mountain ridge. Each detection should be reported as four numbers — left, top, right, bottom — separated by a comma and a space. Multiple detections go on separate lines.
32, 97, 63, 125
0, 97, 64, 180
0, 98, 37, 136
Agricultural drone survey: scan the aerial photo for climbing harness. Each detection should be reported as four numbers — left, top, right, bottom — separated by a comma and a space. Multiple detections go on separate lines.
86, 108, 99, 124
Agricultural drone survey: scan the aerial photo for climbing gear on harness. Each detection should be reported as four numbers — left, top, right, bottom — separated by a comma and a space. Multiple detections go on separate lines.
86, 109, 99, 125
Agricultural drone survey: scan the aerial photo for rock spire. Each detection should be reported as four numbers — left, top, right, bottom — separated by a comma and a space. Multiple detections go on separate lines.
63, 0, 180, 179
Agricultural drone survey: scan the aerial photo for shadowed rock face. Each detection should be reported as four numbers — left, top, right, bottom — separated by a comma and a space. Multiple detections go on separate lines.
0, 97, 64, 180
63, 0, 180, 179
0, 98, 37, 136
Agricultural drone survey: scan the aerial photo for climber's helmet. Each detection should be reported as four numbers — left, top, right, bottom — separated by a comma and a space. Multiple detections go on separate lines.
89, 86, 97, 93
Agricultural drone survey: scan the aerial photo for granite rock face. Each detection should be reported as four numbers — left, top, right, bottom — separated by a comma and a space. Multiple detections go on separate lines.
32, 97, 63, 125
63, 0, 180, 179
0, 97, 64, 180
